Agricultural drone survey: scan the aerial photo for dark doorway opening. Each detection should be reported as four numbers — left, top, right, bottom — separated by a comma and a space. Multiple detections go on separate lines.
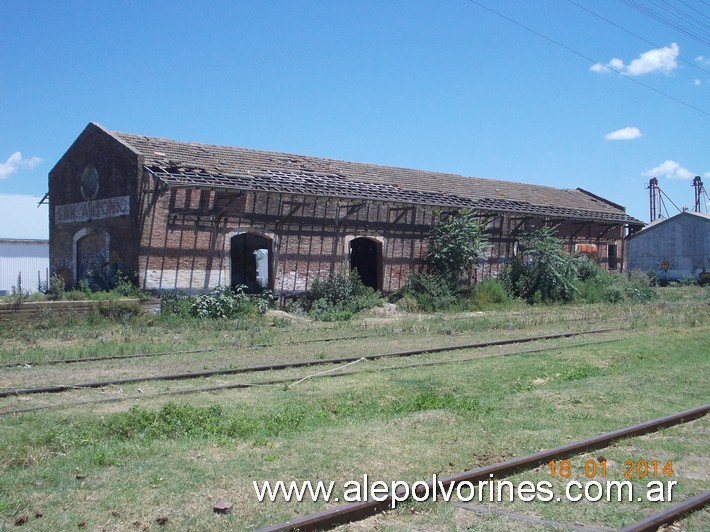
231, 233, 272, 293
349, 237, 381, 290
607, 244, 618, 270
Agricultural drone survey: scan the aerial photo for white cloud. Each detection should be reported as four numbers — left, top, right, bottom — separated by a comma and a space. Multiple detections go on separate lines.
627, 43, 679, 75
591, 43, 679, 76
696, 55, 710, 67
0, 152, 42, 180
643, 160, 694, 180
694, 79, 702, 86
605, 126, 642, 140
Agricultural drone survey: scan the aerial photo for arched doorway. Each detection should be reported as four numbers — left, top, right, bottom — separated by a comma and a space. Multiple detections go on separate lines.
75, 230, 109, 285
349, 237, 382, 290
230, 233, 272, 293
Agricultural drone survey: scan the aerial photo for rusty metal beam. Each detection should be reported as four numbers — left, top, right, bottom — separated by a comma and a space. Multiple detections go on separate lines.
620, 490, 710, 531
259, 405, 709, 532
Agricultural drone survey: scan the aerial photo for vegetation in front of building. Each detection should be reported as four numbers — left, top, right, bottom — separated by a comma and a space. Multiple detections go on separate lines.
160, 285, 272, 320
2, 266, 151, 304
395, 222, 661, 313
426, 208, 487, 288
500, 227, 656, 305
392, 209, 493, 312
1, 217, 694, 319
282, 269, 382, 321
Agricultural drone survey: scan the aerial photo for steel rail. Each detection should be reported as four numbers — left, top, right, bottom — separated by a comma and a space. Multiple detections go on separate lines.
258, 404, 710, 532
0, 309, 622, 368
621, 490, 710, 531
0, 337, 618, 417
0, 328, 615, 398
0, 334, 381, 368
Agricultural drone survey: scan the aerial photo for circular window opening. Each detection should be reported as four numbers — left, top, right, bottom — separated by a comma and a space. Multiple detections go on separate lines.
80, 166, 99, 200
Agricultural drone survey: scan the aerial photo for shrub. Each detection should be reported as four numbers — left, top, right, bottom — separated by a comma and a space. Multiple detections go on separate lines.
307, 269, 380, 320
469, 279, 509, 308
190, 285, 259, 319
602, 284, 624, 303
160, 291, 193, 317
500, 227, 579, 304
621, 271, 657, 302
394, 294, 420, 312
41, 273, 66, 301
427, 209, 486, 288
576, 255, 605, 282
394, 271, 457, 312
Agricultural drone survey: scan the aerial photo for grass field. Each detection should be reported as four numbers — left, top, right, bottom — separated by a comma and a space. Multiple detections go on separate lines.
0, 287, 708, 530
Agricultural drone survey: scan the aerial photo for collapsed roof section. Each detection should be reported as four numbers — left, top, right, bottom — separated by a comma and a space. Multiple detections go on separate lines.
101, 124, 642, 226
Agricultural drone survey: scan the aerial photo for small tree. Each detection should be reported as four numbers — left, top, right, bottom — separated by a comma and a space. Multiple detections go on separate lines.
427, 209, 486, 287
501, 226, 579, 303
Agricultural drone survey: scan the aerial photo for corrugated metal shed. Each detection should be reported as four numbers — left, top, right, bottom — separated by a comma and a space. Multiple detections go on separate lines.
0, 194, 49, 294
627, 211, 710, 282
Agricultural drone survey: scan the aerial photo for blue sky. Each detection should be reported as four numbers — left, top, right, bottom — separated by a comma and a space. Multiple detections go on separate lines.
2, 0, 708, 223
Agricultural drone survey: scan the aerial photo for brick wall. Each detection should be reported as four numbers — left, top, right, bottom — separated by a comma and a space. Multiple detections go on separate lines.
136, 184, 627, 295
138, 188, 434, 293
49, 124, 141, 287
49, 125, 628, 295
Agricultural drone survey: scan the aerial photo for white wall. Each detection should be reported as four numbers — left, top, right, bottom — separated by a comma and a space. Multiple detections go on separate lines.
0, 240, 49, 294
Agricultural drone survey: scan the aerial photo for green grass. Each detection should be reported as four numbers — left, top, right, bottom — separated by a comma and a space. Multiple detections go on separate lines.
0, 288, 708, 530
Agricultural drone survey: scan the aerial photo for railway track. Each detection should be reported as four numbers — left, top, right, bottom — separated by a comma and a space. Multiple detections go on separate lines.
0, 333, 381, 368
0, 336, 619, 416
0, 328, 617, 398
259, 405, 710, 531
0, 310, 622, 369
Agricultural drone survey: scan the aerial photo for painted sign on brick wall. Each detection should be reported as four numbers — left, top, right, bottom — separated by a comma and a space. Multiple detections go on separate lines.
55, 196, 130, 224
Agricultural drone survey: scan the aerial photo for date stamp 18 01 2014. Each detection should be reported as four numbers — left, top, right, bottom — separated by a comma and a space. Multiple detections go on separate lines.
549, 459, 674, 479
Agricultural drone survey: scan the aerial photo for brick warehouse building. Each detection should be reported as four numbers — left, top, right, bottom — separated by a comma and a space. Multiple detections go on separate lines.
48, 123, 643, 296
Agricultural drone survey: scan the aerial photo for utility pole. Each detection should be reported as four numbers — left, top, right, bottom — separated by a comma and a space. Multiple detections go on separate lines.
647, 177, 661, 222
692, 175, 704, 213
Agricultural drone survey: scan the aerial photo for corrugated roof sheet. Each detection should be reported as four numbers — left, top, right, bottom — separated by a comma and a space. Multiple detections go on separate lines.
632, 210, 710, 235
0, 194, 49, 240
106, 126, 643, 225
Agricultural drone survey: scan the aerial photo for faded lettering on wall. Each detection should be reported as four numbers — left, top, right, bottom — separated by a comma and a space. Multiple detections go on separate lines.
55, 196, 130, 224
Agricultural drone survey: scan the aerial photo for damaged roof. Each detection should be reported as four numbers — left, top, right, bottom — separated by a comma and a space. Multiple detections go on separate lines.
101, 123, 642, 225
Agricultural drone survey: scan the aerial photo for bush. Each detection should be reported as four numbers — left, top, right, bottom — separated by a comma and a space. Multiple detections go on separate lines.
190, 285, 259, 319
159, 286, 272, 320
620, 271, 657, 302
41, 273, 66, 301
602, 284, 624, 303
427, 209, 486, 288
160, 291, 193, 317
469, 279, 509, 309
394, 294, 421, 312
573, 269, 656, 304
394, 272, 457, 312
500, 227, 580, 304
576, 255, 605, 282
307, 269, 380, 320
41, 266, 151, 301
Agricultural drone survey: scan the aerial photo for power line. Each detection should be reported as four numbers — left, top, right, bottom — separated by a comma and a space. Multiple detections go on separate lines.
617, 0, 710, 47
564, 0, 709, 75
678, 0, 710, 23
655, 0, 710, 30
624, 0, 710, 41
466, 0, 710, 119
